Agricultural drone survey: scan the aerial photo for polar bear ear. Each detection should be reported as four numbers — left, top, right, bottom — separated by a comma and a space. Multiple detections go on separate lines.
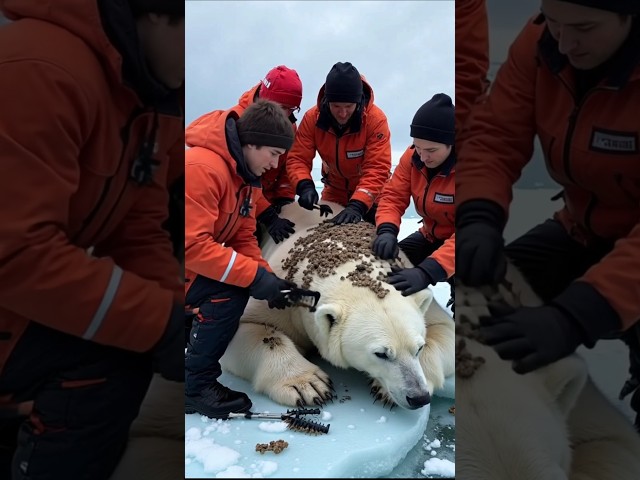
314, 304, 342, 329
412, 288, 434, 315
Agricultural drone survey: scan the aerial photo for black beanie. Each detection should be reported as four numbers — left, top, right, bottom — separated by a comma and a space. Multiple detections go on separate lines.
324, 62, 363, 103
557, 0, 640, 13
129, 0, 184, 16
410, 93, 455, 145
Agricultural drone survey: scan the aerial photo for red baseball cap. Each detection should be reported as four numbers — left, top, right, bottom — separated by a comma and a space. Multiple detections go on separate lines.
259, 65, 302, 108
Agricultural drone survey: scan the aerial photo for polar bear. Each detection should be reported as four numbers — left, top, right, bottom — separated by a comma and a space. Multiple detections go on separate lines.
456, 264, 640, 479
219, 201, 454, 410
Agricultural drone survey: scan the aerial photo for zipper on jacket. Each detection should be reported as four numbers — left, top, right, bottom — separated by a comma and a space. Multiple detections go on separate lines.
218, 184, 251, 243
557, 80, 618, 234
333, 136, 348, 192
72, 108, 142, 243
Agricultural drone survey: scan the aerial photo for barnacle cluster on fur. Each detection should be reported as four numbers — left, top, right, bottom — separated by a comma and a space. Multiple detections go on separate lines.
455, 278, 522, 378
282, 222, 392, 298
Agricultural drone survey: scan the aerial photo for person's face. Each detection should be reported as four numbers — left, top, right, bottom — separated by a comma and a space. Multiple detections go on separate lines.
137, 13, 185, 89
541, 0, 632, 70
413, 139, 451, 169
328, 102, 357, 126
243, 145, 286, 176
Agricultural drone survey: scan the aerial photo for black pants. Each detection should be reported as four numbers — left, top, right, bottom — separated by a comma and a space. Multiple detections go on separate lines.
504, 218, 640, 429
185, 275, 249, 396
0, 323, 153, 480
399, 231, 455, 304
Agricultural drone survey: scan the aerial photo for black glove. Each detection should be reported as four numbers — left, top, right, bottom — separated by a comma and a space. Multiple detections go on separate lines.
478, 282, 621, 374
456, 199, 507, 287
372, 223, 399, 259
387, 255, 447, 296
152, 302, 186, 382
296, 180, 319, 211
257, 206, 296, 243
249, 267, 296, 309
271, 197, 294, 214
330, 200, 367, 225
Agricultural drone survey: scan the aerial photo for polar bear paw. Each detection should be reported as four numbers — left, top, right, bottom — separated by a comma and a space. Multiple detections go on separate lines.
267, 368, 335, 408
368, 378, 397, 409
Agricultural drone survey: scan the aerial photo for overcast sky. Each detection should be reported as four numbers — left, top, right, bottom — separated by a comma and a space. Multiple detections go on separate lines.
186, 0, 454, 155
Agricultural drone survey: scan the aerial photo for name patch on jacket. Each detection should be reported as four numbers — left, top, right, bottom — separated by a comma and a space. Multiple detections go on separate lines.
590, 129, 638, 154
433, 193, 454, 204
346, 149, 364, 159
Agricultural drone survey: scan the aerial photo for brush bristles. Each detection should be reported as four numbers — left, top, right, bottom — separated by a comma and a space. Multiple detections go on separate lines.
284, 416, 330, 434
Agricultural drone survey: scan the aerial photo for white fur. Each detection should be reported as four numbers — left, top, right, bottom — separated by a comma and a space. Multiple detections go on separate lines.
220, 201, 455, 410
457, 263, 640, 479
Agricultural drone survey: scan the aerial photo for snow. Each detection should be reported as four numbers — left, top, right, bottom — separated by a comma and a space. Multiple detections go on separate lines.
421, 458, 455, 477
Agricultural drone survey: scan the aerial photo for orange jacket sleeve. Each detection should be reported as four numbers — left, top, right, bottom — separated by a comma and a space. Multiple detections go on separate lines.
184, 161, 266, 288
92, 170, 183, 301
455, 0, 490, 134
350, 108, 392, 208
581, 223, 640, 329
0, 60, 172, 353
286, 109, 319, 190
376, 149, 413, 229
430, 233, 455, 278
456, 17, 540, 213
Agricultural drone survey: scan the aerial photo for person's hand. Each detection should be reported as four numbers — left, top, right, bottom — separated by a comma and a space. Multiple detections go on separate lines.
152, 302, 186, 382
258, 206, 295, 243
271, 197, 294, 214
387, 265, 432, 296
329, 200, 367, 225
456, 199, 507, 286
478, 282, 621, 374
249, 267, 296, 308
372, 223, 399, 259
296, 180, 319, 211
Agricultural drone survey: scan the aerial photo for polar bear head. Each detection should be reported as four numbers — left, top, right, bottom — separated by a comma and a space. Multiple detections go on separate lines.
309, 273, 433, 410
264, 204, 434, 410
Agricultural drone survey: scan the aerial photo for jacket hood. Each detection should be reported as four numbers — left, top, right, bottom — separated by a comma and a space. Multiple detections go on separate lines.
237, 83, 260, 109
186, 108, 259, 186
1, 0, 170, 104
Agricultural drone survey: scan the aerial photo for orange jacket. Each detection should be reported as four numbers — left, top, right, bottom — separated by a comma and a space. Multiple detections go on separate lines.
235, 84, 297, 216
286, 77, 391, 208
0, 0, 184, 375
377, 146, 455, 276
184, 108, 270, 294
457, 16, 640, 328
455, 0, 490, 136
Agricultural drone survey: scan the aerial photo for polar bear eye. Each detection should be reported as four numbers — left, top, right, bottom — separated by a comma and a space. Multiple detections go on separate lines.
416, 345, 424, 356
375, 351, 389, 360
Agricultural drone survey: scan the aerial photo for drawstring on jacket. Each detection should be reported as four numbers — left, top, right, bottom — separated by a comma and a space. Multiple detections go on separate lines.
131, 109, 160, 185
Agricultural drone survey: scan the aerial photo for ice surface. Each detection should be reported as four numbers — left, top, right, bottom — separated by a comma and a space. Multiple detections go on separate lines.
185, 356, 454, 478
184, 217, 455, 478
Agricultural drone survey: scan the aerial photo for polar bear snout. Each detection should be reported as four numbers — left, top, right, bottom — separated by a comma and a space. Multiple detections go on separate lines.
407, 391, 430, 409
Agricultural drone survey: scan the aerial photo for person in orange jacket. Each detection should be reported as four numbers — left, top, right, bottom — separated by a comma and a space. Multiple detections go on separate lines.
373, 94, 455, 306
0, 1, 186, 478
189, 65, 303, 244
184, 99, 297, 419
287, 61, 392, 225
455, 0, 490, 138
455, 0, 640, 428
